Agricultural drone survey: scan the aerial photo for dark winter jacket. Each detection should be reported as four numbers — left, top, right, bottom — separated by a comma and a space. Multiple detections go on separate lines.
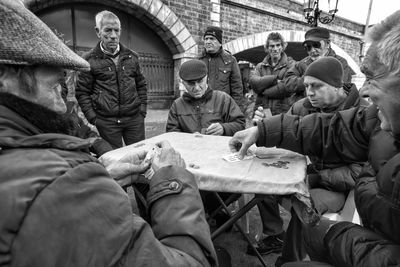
288, 83, 368, 192
256, 104, 400, 265
75, 42, 147, 124
0, 104, 217, 267
250, 53, 296, 114
199, 48, 243, 107
284, 48, 355, 106
166, 89, 245, 135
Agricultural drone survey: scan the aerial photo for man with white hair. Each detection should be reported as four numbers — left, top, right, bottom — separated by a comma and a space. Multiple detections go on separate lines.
76, 10, 148, 149
0, 1, 217, 266
230, 10, 400, 266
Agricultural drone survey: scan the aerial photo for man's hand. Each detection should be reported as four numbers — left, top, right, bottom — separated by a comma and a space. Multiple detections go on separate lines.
101, 150, 150, 181
152, 140, 186, 172
229, 126, 259, 159
252, 106, 266, 125
206, 123, 224, 135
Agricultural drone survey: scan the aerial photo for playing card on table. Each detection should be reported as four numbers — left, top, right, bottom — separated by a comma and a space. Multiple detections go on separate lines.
222, 151, 254, 162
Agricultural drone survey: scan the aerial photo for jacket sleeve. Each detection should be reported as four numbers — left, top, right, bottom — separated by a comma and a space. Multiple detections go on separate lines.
229, 57, 244, 105
261, 58, 297, 98
317, 163, 362, 192
324, 222, 400, 266
165, 102, 182, 132
134, 59, 148, 117
249, 64, 277, 94
256, 105, 377, 164
283, 61, 308, 96
75, 69, 97, 124
124, 166, 217, 266
220, 95, 246, 136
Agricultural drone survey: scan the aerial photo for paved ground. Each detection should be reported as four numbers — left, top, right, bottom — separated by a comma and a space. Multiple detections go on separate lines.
137, 109, 291, 267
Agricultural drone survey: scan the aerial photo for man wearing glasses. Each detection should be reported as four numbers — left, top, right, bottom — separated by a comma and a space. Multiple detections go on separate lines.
284, 27, 355, 105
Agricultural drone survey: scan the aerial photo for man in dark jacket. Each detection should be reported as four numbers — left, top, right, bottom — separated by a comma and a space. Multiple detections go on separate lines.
248, 57, 366, 258
76, 10, 147, 148
167, 59, 245, 135
167, 59, 245, 230
284, 27, 355, 106
230, 10, 400, 266
199, 26, 244, 110
250, 32, 296, 116
0, 1, 217, 266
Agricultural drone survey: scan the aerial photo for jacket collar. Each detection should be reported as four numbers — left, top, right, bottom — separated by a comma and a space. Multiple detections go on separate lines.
201, 48, 233, 64
182, 87, 213, 103
302, 83, 360, 112
260, 53, 289, 69
91, 42, 130, 59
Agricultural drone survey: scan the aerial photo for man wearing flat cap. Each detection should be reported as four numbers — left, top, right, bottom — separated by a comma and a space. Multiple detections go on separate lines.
284, 27, 355, 106
0, 1, 217, 266
166, 59, 245, 226
199, 26, 244, 110
248, 57, 368, 262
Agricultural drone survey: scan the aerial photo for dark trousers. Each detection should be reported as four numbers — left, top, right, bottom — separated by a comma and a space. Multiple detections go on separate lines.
96, 113, 145, 149
257, 194, 285, 236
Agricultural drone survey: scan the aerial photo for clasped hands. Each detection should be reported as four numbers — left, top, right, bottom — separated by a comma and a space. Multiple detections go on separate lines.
99, 140, 185, 184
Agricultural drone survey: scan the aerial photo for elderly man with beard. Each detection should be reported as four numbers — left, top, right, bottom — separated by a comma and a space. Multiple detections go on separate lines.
284, 27, 355, 106
249, 32, 296, 117
0, 1, 217, 266
230, 10, 400, 266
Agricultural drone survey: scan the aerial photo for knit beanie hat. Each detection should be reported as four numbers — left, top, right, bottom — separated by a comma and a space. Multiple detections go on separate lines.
179, 59, 207, 81
0, 0, 90, 71
304, 57, 343, 87
204, 26, 223, 44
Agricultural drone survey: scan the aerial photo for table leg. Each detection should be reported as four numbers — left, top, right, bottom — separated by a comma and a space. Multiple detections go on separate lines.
211, 193, 267, 267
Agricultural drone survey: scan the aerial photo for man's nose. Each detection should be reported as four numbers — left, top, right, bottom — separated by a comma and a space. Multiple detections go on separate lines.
110, 30, 117, 38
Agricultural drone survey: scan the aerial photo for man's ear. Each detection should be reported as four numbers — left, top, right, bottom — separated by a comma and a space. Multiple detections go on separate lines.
282, 42, 288, 51
95, 27, 100, 38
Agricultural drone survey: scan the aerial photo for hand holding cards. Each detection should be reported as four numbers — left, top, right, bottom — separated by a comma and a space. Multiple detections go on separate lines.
223, 150, 255, 162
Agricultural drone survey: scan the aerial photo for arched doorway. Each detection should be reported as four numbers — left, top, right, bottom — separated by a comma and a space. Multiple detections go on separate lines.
27, 0, 199, 109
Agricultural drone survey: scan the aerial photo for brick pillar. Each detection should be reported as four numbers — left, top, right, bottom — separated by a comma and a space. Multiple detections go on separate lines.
210, 0, 221, 26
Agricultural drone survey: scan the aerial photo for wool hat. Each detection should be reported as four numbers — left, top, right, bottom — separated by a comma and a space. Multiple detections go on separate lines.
179, 59, 207, 81
0, 0, 90, 71
304, 57, 343, 88
204, 26, 223, 44
303, 27, 330, 45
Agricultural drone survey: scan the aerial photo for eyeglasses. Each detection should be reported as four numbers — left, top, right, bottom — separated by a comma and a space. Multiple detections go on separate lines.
304, 41, 322, 52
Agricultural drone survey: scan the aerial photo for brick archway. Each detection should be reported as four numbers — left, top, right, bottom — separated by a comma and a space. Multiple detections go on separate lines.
224, 30, 364, 86
24, 0, 198, 58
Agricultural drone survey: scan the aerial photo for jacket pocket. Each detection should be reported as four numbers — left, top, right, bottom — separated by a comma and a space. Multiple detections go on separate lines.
218, 67, 231, 82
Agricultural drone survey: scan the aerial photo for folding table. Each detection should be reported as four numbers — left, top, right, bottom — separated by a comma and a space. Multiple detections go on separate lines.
101, 132, 310, 266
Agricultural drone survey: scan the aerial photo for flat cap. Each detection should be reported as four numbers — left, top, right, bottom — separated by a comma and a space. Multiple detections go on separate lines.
179, 59, 207, 81
303, 27, 330, 45
0, 0, 90, 71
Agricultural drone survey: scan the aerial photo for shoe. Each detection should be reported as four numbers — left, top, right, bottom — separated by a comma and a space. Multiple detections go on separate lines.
246, 233, 285, 256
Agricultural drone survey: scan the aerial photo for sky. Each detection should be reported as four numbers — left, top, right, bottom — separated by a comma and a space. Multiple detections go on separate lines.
298, 0, 400, 25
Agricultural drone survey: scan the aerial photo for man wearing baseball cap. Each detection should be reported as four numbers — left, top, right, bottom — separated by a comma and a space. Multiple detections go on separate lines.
248, 57, 368, 262
0, 1, 217, 266
199, 26, 244, 110
284, 27, 355, 106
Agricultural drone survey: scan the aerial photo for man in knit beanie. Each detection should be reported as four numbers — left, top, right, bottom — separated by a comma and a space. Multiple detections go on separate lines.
0, 1, 217, 266
232, 10, 400, 266
199, 26, 244, 111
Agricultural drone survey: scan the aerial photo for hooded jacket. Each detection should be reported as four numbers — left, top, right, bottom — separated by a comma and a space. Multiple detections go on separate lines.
166, 89, 245, 135
256, 105, 400, 265
0, 103, 217, 267
75, 42, 147, 124
250, 53, 296, 114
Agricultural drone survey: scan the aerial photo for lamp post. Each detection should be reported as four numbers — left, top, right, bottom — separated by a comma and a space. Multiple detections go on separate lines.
303, 0, 339, 27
